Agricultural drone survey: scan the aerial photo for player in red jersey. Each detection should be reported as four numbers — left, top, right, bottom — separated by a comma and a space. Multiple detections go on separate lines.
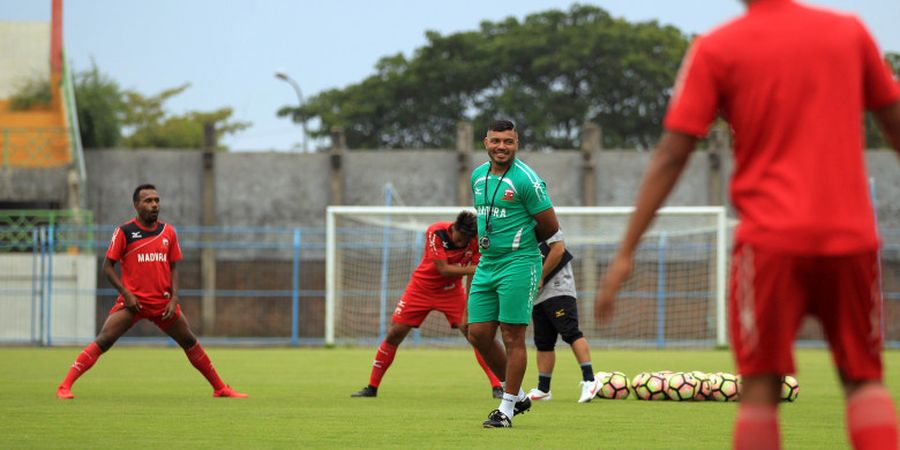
56, 184, 247, 399
351, 211, 503, 398
594, 1, 899, 449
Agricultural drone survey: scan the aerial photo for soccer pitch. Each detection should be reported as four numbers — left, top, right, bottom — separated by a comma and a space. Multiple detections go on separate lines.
1, 347, 897, 449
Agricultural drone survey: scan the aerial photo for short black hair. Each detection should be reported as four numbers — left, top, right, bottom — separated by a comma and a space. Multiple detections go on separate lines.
487, 119, 516, 133
454, 210, 478, 238
133, 184, 157, 203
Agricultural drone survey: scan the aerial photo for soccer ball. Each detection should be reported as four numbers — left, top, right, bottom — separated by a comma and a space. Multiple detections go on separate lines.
598, 371, 630, 400
666, 372, 698, 401
635, 372, 668, 400
690, 371, 711, 400
708, 372, 740, 402
781, 375, 800, 402
631, 371, 650, 392
651, 372, 672, 399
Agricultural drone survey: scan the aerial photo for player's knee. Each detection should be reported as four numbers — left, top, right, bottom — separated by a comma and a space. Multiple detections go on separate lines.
535, 342, 555, 352
533, 334, 557, 351
560, 330, 584, 345
94, 334, 117, 351
741, 374, 782, 404
176, 335, 198, 350
501, 332, 525, 349
384, 333, 405, 346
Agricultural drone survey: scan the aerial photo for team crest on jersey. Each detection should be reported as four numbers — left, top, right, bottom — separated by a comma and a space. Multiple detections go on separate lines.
502, 189, 515, 201
162, 237, 169, 247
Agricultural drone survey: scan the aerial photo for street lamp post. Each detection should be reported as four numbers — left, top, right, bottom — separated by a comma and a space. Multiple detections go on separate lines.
275, 70, 309, 152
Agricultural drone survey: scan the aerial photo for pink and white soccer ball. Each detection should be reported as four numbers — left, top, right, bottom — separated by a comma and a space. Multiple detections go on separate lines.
781, 375, 800, 402
690, 371, 711, 400
635, 372, 668, 400
631, 372, 650, 392
598, 371, 630, 400
708, 372, 740, 402
666, 372, 698, 401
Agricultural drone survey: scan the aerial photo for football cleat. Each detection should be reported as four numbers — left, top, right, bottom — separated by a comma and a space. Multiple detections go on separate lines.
492, 386, 504, 399
526, 388, 552, 401
350, 385, 377, 398
213, 385, 249, 398
482, 409, 512, 428
578, 378, 600, 403
56, 386, 74, 400
514, 396, 532, 416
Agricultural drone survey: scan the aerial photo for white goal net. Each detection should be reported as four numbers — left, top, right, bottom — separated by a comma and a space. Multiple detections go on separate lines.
326, 206, 727, 348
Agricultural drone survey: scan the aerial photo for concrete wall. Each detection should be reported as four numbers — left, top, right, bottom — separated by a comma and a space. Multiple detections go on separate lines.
0, 253, 96, 344
216, 151, 332, 228
345, 150, 458, 208
85, 150, 203, 226
0, 166, 69, 205
79, 148, 900, 228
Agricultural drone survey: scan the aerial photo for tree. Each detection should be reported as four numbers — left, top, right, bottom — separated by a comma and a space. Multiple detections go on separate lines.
121, 83, 250, 149
74, 61, 126, 148
865, 51, 899, 149
74, 64, 249, 150
279, 4, 689, 150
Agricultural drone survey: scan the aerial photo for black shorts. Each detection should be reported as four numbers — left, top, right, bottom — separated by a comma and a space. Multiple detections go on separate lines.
531, 295, 583, 351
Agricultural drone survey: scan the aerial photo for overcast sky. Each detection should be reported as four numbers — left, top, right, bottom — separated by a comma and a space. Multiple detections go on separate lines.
2, 0, 898, 151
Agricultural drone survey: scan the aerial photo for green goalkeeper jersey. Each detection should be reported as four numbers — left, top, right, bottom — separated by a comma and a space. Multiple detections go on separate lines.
470, 159, 553, 259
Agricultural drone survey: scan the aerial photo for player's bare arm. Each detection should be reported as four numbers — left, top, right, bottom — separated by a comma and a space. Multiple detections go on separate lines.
539, 240, 564, 291
162, 261, 180, 321
874, 100, 900, 153
433, 258, 477, 277
102, 257, 140, 312
533, 208, 559, 242
594, 131, 696, 324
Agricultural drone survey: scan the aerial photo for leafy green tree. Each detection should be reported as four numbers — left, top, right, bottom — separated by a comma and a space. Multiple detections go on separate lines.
74, 61, 126, 148
279, 4, 689, 150
74, 65, 249, 150
121, 83, 250, 149
865, 51, 899, 149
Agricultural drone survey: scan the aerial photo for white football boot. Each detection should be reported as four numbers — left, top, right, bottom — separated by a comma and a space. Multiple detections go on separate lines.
578, 378, 601, 403
526, 387, 552, 401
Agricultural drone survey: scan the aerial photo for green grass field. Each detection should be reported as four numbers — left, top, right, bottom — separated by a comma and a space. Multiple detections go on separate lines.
1, 347, 897, 449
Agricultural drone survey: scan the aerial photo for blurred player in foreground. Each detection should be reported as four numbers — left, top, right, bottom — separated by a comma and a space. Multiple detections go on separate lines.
526, 231, 600, 403
351, 211, 503, 398
56, 184, 247, 399
595, 1, 900, 449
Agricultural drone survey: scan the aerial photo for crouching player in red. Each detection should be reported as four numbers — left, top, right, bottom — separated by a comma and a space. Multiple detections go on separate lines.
351, 211, 503, 398
56, 184, 247, 399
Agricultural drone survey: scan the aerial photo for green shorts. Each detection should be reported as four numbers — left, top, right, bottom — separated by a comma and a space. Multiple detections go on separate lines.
467, 254, 541, 325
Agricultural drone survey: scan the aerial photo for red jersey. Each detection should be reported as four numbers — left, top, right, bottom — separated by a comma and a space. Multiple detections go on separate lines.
106, 218, 183, 304
664, 0, 900, 255
406, 221, 480, 293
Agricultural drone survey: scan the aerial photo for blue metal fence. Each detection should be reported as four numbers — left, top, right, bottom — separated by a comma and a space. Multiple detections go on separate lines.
1, 224, 899, 347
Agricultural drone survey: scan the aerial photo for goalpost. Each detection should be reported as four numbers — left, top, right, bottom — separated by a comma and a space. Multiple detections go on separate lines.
326, 206, 728, 348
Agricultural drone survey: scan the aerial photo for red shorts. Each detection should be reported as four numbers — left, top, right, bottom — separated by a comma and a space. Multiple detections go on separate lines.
729, 242, 883, 381
109, 300, 182, 330
391, 286, 465, 328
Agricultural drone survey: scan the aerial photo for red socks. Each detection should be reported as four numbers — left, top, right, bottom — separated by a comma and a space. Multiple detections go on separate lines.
847, 384, 898, 450
185, 343, 226, 391
473, 346, 502, 388
59, 342, 103, 389
733, 403, 780, 450
368, 341, 398, 388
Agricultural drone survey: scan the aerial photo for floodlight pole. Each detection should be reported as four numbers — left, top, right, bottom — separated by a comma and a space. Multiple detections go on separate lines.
275, 71, 309, 152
